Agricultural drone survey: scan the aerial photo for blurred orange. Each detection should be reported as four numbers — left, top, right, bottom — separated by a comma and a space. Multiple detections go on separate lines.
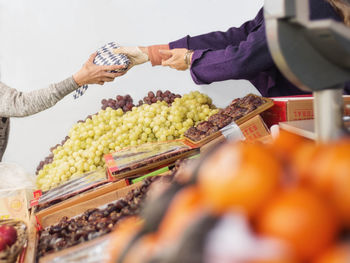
198, 141, 282, 216
289, 141, 319, 182
314, 243, 350, 263
122, 234, 158, 263
106, 217, 143, 263
157, 186, 205, 244
303, 140, 350, 226
256, 188, 339, 261
271, 130, 308, 162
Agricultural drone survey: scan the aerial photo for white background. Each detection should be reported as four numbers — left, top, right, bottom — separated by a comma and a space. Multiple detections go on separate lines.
0, 0, 264, 174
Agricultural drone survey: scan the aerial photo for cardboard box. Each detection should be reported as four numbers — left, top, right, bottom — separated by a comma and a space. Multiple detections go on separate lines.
261, 95, 350, 127
239, 115, 270, 141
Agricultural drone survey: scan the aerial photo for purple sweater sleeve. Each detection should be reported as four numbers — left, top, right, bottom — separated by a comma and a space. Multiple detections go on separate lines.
188, 23, 275, 85
169, 9, 264, 51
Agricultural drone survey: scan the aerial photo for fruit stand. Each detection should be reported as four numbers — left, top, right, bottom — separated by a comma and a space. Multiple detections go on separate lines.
2, 1, 350, 262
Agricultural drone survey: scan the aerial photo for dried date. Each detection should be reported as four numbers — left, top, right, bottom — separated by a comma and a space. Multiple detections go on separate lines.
37, 176, 159, 260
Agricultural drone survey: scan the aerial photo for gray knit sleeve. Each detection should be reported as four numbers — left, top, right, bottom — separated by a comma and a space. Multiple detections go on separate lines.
0, 76, 79, 117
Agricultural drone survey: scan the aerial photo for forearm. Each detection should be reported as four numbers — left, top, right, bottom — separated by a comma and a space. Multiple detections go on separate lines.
0, 77, 79, 117
189, 26, 274, 84
169, 9, 264, 51
169, 29, 248, 51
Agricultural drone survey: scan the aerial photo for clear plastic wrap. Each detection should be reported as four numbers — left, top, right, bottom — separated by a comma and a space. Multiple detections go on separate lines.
0, 163, 35, 200
34, 169, 108, 212
105, 140, 197, 178
44, 237, 110, 263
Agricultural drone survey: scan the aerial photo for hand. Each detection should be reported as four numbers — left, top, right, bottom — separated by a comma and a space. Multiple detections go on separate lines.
160, 48, 192, 71
73, 53, 127, 86
113, 46, 149, 70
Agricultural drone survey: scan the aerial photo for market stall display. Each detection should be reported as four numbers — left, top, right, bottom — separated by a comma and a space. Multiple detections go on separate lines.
35, 91, 218, 191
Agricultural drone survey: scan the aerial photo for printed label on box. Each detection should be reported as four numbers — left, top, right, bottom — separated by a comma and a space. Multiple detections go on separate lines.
0, 189, 29, 222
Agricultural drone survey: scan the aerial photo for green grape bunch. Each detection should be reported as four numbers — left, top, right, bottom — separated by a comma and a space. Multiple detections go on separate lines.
36, 91, 218, 191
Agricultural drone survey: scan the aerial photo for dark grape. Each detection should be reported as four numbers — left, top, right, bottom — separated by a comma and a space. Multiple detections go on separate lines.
118, 100, 126, 107
156, 90, 163, 97
151, 97, 157, 103
116, 95, 123, 101
148, 91, 155, 98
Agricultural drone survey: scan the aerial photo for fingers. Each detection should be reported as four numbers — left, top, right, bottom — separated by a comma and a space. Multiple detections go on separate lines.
161, 57, 174, 67
113, 47, 126, 54
87, 52, 97, 64
102, 77, 115, 82
159, 50, 173, 56
104, 71, 126, 78
102, 64, 127, 71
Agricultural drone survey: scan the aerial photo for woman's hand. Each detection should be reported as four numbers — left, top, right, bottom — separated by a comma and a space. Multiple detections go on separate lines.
73, 53, 127, 86
160, 48, 193, 71
113, 46, 149, 70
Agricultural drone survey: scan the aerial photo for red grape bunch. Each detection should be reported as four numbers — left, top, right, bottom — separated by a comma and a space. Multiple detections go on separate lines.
138, 90, 181, 106
101, 94, 134, 112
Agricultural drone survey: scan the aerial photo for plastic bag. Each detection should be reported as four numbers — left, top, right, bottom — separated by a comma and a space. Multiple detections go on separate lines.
0, 163, 35, 195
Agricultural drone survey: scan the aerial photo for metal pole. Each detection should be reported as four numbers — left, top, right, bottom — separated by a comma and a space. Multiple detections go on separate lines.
314, 86, 345, 142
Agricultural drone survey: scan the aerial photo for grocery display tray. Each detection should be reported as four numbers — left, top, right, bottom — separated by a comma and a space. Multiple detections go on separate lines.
185, 94, 273, 146
104, 140, 198, 181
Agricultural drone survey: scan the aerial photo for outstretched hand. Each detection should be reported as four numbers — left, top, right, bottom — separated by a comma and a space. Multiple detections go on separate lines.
73, 53, 127, 86
114, 46, 149, 70
160, 48, 191, 71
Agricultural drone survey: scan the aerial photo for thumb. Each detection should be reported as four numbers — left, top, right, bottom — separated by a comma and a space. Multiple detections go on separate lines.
161, 57, 173, 67
159, 49, 173, 60
88, 52, 97, 64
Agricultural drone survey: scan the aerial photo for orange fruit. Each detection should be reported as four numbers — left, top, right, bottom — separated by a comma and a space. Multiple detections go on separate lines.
303, 140, 350, 226
106, 217, 143, 263
123, 233, 158, 263
314, 243, 350, 263
289, 141, 319, 182
198, 141, 282, 216
256, 188, 339, 261
157, 186, 205, 244
271, 130, 308, 162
